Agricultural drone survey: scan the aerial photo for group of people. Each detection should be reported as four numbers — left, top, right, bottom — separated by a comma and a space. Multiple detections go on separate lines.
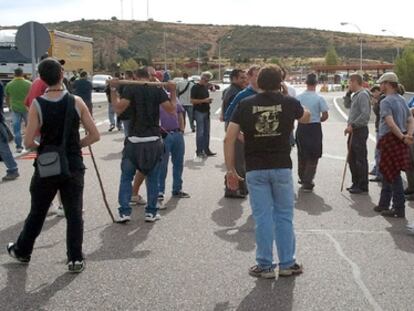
3, 56, 414, 278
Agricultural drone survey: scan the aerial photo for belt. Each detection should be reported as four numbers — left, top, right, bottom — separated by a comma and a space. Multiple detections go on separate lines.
164, 128, 181, 133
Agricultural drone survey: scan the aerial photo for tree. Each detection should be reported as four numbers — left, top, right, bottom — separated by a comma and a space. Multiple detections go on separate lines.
395, 44, 414, 92
325, 45, 339, 66
120, 58, 139, 71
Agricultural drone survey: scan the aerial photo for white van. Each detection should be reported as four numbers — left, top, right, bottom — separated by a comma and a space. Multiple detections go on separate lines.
222, 69, 233, 84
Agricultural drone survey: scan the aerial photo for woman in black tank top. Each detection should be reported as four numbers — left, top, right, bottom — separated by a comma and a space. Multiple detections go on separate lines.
6, 58, 100, 273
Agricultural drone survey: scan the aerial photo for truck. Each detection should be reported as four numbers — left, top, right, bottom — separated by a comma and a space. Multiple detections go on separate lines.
0, 29, 93, 83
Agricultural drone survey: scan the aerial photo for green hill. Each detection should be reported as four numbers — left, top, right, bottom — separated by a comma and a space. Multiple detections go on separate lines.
35, 19, 414, 71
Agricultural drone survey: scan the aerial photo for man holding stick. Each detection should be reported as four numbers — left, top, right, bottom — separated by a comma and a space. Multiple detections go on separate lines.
344, 73, 371, 194
110, 69, 176, 223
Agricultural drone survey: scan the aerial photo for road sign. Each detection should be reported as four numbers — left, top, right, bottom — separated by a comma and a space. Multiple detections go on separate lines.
15, 21, 50, 80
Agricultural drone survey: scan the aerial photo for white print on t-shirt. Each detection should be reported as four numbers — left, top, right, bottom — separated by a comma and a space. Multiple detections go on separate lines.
253, 105, 282, 137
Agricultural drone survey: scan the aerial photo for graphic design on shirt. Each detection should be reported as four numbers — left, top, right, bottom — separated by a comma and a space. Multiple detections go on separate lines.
253, 105, 282, 137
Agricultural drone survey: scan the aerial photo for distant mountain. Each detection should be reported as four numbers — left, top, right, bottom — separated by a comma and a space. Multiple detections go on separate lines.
8, 19, 414, 71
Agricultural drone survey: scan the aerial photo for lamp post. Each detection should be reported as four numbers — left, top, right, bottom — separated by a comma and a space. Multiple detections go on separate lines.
341, 22, 363, 71
381, 29, 400, 59
218, 35, 232, 82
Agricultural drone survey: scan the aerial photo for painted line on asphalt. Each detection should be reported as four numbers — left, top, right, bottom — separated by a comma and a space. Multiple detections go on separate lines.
325, 232, 384, 311
322, 153, 346, 161
215, 107, 222, 115
333, 97, 377, 144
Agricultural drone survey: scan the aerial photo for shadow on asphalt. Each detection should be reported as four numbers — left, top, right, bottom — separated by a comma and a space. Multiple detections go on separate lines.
214, 215, 255, 253
295, 191, 333, 215
86, 219, 151, 262
184, 159, 205, 170
212, 196, 245, 227
0, 264, 79, 310
0, 216, 63, 257
346, 193, 377, 218
214, 278, 295, 311
384, 217, 414, 254
100, 152, 122, 161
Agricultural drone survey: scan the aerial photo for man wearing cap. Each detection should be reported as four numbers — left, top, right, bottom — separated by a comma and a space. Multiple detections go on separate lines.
191, 71, 216, 159
373, 72, 414, 218
73, 71, 93, 114
5, 68, 32, 153
296, 73, 329, 192
344, 73, 371, 194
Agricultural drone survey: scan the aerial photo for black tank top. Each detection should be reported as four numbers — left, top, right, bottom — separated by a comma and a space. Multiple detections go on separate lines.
36, 93, 84, 171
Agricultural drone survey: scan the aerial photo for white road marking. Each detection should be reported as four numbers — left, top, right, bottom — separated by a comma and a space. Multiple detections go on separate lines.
325, 232, 384, 311
333, 97, 377, 143
322, 153, 346, 161
215, 107, 222, 115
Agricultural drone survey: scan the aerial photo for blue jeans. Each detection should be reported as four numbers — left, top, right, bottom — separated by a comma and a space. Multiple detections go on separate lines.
246, 168, 296, 269
379, 174, 405, 210
0, 123, 18, 174
194, 110, 210, 154
158, 131, 185, 194
118, 155, 160, 217
12, 111, 27, 149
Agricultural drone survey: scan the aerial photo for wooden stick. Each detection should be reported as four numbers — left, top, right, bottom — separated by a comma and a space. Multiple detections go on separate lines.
340, 133, 353, 192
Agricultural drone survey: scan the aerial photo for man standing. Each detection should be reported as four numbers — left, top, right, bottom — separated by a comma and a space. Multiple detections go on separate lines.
191, 71, 216, 159
224, 65, 310, 278
373, 72, 414, 218
158, 100, 190, 200
73, 71, 93, 115
223, 66, 260, 198
220, 69, 247, 123
5, 68, 31, 153
0, 80, 4, 112
111, 69, 176, 223
176, 72, 195, 132
344, 73, 371, 194
295, 73, 329, 192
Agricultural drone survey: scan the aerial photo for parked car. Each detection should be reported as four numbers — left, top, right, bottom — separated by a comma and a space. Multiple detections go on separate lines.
190, 75, 200, 82
222, 69, 233, 84
92, 74, 112, 92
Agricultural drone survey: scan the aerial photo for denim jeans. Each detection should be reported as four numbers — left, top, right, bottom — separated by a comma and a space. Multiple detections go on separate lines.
246, 168, 296, 269
158, 131, 185, 194
379, 174, 405, 210
183, 105, 195, 131
0, 123, 18, 174
193, 110, 210, 154
12, 111, 28, 149
118, 152, 160, 217
15, 170, 85, 261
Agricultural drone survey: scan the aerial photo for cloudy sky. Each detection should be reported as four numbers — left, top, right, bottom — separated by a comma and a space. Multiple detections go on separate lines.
1, 0, 413, 39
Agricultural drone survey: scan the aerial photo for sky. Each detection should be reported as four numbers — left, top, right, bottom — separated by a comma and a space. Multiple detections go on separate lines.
0, 0, 413, 39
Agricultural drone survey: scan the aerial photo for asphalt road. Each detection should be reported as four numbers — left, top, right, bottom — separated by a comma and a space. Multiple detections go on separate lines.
0, 88, 413, 311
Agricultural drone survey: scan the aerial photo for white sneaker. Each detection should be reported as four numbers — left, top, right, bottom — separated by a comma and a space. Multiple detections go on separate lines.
56, 206, 65, 217
158, 202, 167, 210
145, 213, 161, 222
130, 195, 147, 206
406, 222, 414, 229
118, 214, 131, 223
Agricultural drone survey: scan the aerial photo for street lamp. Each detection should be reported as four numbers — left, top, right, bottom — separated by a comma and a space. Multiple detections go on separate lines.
381, 29, 400, 59
218, 35, 232, 81
341, 22, 363, 71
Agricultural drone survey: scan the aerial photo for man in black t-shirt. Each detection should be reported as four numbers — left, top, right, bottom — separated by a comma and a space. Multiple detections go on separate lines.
110, 69, 176, 223
224, 65, 310, 279
191, 71, 215, 158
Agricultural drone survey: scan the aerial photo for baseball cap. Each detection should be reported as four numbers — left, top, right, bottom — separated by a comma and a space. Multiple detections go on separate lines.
376, 72, 399, 84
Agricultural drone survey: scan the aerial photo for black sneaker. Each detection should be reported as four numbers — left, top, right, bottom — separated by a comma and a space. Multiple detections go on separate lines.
248, 265, 275, 279
205, 150, 217, 157
348, 187, 368, 194
108, 124, 115, 132
279, 263, 303, 277
373, 205, 388, 213
172, 191, 190, 198
381, 208, 405, 218
404, 188, 414, 196
6, 243, 30, 263
68, 260, 85, 273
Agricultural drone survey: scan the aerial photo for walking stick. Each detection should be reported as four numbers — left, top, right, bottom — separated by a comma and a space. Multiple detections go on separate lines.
340, 133, 353, 192
88, 145, 116, 223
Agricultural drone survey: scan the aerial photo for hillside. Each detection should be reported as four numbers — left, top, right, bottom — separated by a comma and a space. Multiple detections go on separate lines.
6, 19, 414, 71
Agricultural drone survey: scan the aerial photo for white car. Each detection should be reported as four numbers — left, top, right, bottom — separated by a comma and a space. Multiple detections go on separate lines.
92, 74, 112, 92
222, 69, 233, 84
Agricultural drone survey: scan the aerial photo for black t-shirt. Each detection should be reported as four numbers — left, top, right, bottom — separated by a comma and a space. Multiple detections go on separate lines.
191, 83, 210, 113
231, 92, 304, 171
121, 85, 169, 137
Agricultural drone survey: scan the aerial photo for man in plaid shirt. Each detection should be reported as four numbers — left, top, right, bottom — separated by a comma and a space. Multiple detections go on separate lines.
373, 72, 414, 218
